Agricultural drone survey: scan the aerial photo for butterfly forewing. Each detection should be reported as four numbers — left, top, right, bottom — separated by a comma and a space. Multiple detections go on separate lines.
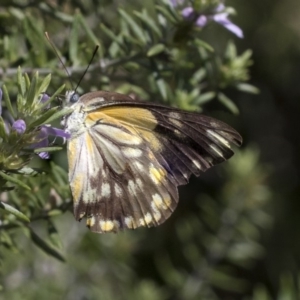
65, 91, 242, 233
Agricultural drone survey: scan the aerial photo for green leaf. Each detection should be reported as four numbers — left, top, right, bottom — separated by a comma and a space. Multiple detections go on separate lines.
155, 5, 177, 24
195, 91, 216, 105
24, 73, 31, 90
26, 71, 38, 108
157, 79, 169, 101
190, 68, 206, 86
0, 117, 8, 141
78, 14, 103, 57
23, 16, 46, 65
17, 166, 43, 176
100, 23, 125, 52
217, 92, 239, 115
2, 85, 16, 119
194, 38, 214, 52
0, 201, 30, 222
47, 221, 63, 249
0, 171, 31, 191
134, 9, 162, 39
30, 229, 65, 262
210, 268, 248, 292
278, 273, 297, 300
42, 106, 73, 124
119, 9, 148, 45
252, 284, 272, 300
147, 43, 166, 57
34, 147, 63, 154
0, 230, 19, 252
28, 106, 60, 129
17, 66, 26, 96
70, 12, 80, 66
36, 73, 51, 97
236, 83, 260, 94
50, 162, 68, 183
38, 84, 65, 110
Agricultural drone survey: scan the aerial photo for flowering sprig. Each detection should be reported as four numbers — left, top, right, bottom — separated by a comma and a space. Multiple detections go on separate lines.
0, 68, 70, 183
172, 1, 243, 38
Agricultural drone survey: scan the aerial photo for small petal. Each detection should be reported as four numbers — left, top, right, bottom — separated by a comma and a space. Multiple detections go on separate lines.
214, 3, 226, 13
39, 152, 50, 159
213, 13, 244, 38
40, 93, 50, 103
34, 127, 49, 147
12, 119, 26, 134
196, 15, 208, 27
40, 93, 50, 109
181, 7, 194, 19
41, 125, 71, 140
170, 0, 184, 7
32, 125, 70, 159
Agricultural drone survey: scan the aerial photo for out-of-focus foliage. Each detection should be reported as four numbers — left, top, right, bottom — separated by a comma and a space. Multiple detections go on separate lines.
0, 0, 299, 299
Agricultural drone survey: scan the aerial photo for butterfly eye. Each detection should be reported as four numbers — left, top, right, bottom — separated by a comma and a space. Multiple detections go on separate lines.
70, 93, 80, 103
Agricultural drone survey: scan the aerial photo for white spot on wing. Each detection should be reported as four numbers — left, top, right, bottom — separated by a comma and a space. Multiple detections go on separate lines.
210, 144, 225, 158
136, 178, 143, 188
134, 161, 144, 172
207, 129, 230, 148
114, 183, 122, 197
122, 147, 142, 158
125, 216, 136, 229
139, 212, 153, 226
101, 183, 111, 197
192, 159, 201, 169
128, 180, 138, 195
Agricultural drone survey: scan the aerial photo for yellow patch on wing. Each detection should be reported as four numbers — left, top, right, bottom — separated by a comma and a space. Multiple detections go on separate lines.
86, 106, 163, 151
84, 132, 94, 154
67, 139, 78, 172
136, 130, 162, 151
151, 193, 171, 210
99, 220, 115, 232
100, 107, 158, 129
86, 107, 157, 128
86, 216, 96, 227
68, 139, 84, 203
149, 165, 166, 185
71, 173, 84, 203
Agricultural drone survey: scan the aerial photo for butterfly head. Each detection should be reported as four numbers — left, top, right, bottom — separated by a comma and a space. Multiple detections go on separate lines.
61, 91, 86, 135
65, 90, 81, 107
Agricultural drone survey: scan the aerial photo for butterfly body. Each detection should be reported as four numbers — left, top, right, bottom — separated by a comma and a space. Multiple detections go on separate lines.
63, 91, 242, 233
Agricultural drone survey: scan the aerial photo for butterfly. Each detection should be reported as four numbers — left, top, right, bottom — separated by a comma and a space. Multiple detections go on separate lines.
62, 90, 242, 233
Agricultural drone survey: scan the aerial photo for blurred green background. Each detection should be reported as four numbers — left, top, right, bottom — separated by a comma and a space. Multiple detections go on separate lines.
1, 0, 300, 299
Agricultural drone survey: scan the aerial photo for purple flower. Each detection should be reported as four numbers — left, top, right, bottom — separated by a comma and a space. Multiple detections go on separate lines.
181, 6, 194, 18
196, 15, 208, 27
174, 2, 243, 38
33, 125, 70, 159
211, 6, 244, 38
40, 93, 51, 109
12, 119, 26, 134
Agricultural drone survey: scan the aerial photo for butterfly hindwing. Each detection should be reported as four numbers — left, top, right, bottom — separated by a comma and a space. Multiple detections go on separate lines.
65, 91, 242, 233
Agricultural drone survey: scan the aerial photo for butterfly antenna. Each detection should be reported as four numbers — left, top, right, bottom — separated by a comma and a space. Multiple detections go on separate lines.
74, 45, 99, 93
45, 31, 74, 90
